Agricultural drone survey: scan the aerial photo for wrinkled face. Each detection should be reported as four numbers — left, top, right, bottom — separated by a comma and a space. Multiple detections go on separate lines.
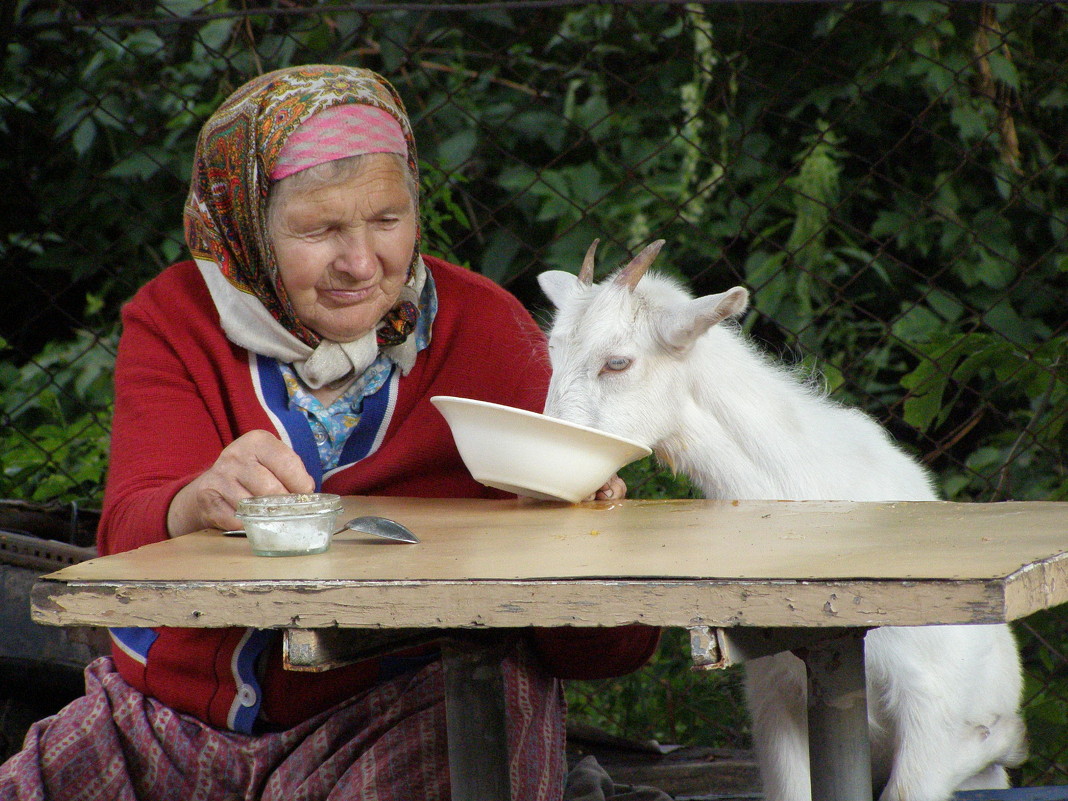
269, 153, 417, 343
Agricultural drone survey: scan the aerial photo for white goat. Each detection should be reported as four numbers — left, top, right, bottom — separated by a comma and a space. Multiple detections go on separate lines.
538, 240, 1026, 801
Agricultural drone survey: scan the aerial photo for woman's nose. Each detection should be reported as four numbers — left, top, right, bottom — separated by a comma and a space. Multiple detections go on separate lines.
333, 229, 377, 278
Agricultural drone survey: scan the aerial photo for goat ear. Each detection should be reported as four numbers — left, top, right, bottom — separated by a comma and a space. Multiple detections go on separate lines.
658, 286, 750, 351
538, 271, 583, 310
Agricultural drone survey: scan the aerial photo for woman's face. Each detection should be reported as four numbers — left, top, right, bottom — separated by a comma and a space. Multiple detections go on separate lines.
269, 153, 418, 343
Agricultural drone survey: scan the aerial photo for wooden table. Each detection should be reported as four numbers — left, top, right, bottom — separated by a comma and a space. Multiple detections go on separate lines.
31, 497, 1068, 801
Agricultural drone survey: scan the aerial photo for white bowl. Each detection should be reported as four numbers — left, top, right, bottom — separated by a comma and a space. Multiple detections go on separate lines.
430, 396, 652, 503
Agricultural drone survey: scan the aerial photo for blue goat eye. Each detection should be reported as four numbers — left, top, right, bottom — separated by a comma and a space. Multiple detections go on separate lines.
604, 357, 632, 372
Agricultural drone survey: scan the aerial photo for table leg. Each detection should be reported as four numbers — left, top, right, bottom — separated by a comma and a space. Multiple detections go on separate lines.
442, 642, 511, 801
805, 632, 873, 801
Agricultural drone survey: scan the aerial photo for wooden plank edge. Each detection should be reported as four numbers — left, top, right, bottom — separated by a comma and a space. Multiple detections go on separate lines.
31, 576, 1013, 630
1004, 550, 1068, 622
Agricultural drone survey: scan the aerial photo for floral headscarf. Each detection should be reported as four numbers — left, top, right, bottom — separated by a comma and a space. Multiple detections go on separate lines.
184, 65, 429, 387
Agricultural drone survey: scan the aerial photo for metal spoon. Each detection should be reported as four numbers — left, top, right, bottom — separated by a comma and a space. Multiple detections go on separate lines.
341, 515, 420, 544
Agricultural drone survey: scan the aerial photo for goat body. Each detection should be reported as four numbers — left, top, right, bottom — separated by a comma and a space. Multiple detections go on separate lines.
538, 241, 1026, 801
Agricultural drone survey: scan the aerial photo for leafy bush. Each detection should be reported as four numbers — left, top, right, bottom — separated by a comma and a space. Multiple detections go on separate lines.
0, 329, 116, 505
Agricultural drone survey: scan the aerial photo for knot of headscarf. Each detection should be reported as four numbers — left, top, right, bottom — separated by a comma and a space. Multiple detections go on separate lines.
183, 64, 429, 387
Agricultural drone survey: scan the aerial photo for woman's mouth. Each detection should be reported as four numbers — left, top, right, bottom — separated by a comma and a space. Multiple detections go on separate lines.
318, 285, 375, 306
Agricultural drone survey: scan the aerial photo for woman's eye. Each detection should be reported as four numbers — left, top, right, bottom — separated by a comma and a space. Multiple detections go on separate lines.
602, 357, 632, 373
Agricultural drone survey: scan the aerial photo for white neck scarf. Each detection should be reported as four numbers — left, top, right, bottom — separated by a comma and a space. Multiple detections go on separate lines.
197, 256, 427, 388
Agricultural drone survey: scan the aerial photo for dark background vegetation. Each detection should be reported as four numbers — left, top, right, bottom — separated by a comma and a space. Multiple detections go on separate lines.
2, 0, 1065, 784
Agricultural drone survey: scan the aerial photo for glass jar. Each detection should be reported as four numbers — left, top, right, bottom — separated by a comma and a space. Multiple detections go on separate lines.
235, 493, 343, 556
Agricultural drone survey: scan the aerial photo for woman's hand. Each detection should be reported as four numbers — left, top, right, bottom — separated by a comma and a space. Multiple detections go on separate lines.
166, 430, 315, 537
589, 473, 627, 501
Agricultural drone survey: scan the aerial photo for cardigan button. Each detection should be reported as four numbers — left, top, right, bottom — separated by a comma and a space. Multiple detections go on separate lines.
237, 683, 257, 707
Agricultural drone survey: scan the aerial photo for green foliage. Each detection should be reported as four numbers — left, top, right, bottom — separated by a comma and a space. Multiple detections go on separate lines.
618, 456, 702, 501
1015, 609, 1068, 786
0, 330, 117, 505
901, 334, 1066, 499
566, 628, 750, 749
419, 160, 473, 268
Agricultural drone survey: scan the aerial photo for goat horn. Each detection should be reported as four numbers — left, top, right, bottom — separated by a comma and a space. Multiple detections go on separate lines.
615, 239, 665, 291
578, 239, 599, 286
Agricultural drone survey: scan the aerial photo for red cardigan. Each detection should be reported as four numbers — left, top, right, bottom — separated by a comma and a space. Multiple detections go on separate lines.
99, 257, 658, 732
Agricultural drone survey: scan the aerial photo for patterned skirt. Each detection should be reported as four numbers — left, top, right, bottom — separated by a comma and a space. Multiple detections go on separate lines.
0, 646, 566, 801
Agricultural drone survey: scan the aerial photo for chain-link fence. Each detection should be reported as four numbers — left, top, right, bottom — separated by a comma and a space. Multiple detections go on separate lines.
3, 0, 1066, 788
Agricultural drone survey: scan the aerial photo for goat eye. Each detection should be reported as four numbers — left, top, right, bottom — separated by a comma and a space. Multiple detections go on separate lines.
602, 357, 632, 374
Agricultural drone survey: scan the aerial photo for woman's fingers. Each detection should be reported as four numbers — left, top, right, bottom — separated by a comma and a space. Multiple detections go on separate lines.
587, 473, 628, 502
241, 432, 317, 495
194, 483, 245, 532
167, 431, 315, 536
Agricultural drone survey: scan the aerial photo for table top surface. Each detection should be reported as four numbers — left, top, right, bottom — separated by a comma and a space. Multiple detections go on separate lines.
32, 498, 1068, 630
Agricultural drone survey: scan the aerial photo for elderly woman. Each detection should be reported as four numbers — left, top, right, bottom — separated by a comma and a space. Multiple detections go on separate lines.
0, 65, 657, 800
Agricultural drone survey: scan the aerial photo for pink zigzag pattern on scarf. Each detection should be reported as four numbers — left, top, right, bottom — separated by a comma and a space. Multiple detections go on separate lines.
271, 104, 407, 180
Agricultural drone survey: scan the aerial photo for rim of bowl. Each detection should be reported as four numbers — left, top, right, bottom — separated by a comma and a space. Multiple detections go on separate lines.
430, 395, 652, 457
